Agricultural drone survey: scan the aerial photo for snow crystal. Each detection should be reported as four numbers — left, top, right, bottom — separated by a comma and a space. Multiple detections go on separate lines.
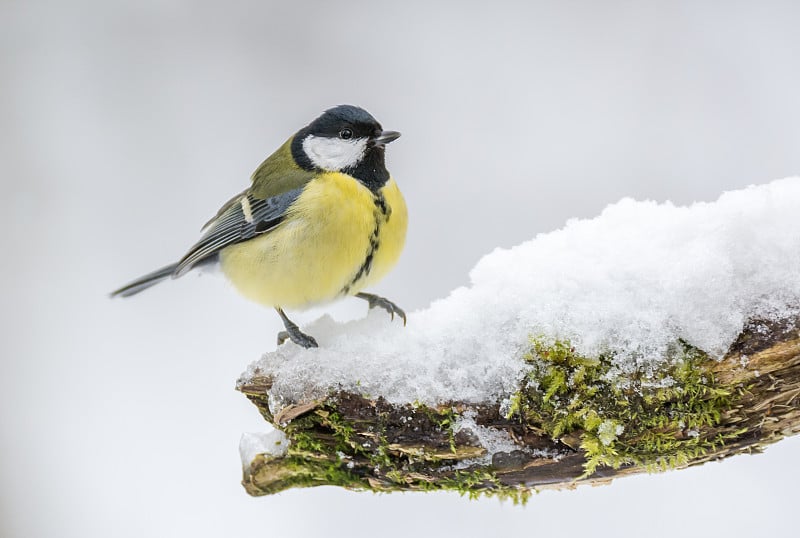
454, 411, 525, 464
239, 178, 800, 413
450, 411, 557, 468
239, 430, 288, 469
597, 420, 625, 446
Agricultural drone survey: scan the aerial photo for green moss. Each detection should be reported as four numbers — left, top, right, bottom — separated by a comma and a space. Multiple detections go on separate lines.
246, 454, 364, 496
255, 399, 528, 500
401, 468, 532, 505
508, 337, 742, 476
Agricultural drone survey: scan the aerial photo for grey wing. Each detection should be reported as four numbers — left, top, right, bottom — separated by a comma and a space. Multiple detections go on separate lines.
174, 188, 303, 276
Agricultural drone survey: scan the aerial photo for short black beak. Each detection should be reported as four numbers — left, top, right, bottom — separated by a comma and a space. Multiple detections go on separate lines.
371, 130, 401, 147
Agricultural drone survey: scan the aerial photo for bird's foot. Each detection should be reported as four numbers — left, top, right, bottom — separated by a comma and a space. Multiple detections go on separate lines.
355, 292, 407, 326
277, 329, 318, 348
275, 307, 319, 348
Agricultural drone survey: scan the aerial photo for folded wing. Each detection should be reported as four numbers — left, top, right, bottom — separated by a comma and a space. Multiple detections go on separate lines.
174, 188, 303, 276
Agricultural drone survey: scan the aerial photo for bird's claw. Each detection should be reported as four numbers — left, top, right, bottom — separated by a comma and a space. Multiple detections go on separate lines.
275, 307, 319, 348
277, 328, 318, 348
356, 292, 407, 326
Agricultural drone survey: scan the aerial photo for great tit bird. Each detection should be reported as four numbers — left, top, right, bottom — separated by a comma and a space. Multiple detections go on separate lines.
112, 105, 407, 348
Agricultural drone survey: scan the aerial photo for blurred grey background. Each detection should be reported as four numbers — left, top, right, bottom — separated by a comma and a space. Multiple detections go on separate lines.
2, 1, 800, 537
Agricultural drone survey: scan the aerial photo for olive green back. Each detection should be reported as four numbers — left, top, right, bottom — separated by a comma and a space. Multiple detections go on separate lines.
249, 137, 316, 200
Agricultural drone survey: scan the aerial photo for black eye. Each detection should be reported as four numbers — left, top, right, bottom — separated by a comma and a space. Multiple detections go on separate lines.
339, 128, 353, 140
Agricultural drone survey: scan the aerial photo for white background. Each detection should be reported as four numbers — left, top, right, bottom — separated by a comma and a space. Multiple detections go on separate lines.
2, 1, 800, 537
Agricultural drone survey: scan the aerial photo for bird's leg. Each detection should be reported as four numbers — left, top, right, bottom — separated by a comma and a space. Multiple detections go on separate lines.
355, 292, 407, 326
275, 307, 318, 348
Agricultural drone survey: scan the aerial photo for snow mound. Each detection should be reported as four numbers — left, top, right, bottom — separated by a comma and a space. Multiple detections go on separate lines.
239, 178, 800, 413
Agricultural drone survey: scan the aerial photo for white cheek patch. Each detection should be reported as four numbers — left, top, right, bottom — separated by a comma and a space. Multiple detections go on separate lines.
302, 135, 368, 171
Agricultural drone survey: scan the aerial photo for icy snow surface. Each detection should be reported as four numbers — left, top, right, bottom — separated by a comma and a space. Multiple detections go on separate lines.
240, 178, 800, 413
239, 430, 288, 470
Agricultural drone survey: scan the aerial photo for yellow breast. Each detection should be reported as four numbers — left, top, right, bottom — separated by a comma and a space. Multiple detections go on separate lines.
219, 173, 407, 309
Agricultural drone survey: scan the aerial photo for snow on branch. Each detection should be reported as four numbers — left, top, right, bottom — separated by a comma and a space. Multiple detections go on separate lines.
236, 179, 800, 500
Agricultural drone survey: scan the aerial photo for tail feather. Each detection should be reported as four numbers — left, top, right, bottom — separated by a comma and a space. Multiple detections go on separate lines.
110, 263, 179, 298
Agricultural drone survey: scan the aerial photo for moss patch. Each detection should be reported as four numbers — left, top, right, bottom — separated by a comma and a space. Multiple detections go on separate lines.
507, 337, 745, 475
246, 396, 531, 502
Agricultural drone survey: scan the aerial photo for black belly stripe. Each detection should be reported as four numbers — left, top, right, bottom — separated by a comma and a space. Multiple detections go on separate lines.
341, 193, 389, 295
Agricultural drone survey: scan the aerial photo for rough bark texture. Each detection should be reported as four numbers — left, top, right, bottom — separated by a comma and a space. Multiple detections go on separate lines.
237, 315, 800, 500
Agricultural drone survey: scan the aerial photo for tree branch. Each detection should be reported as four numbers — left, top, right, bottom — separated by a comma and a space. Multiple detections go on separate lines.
237, 315, 800, 501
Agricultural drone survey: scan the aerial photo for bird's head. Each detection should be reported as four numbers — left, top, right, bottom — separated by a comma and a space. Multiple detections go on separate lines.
292, 105, 400, 173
